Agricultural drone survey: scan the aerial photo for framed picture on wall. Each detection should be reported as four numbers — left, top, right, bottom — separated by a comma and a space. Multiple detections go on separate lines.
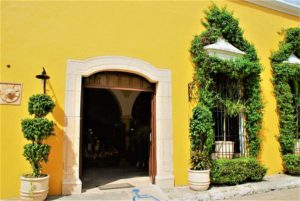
0, 82, 23, 105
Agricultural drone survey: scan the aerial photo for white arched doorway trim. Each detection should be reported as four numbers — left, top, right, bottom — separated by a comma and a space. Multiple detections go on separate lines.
62, 56, 174, 194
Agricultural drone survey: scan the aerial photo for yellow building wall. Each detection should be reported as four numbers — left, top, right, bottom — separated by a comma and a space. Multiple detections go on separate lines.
1, 0, 299, 199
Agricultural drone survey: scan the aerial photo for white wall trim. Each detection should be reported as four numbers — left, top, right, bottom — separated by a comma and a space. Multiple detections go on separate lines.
204, 38, 245, 60
246, 0, 300, 17
62, 56, 174, 195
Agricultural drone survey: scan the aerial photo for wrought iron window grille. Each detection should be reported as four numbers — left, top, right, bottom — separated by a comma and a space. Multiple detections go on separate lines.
212, 74, 246, 159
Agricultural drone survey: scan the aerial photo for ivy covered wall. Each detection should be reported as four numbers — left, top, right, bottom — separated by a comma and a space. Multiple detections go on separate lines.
271, 28, 300, 175
271, 28, 300, 155
190, 4, 263, 157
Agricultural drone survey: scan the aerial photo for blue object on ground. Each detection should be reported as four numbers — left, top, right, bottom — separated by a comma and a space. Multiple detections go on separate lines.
132, 188, 160, 201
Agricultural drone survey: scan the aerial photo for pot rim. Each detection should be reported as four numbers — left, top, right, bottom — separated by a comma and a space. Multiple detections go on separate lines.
215, 140, 234, 143
21, 174, 49, 181
188, 169, 210, 173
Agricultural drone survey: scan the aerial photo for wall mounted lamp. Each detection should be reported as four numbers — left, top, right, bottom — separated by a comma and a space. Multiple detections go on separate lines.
35, 67, 50, 94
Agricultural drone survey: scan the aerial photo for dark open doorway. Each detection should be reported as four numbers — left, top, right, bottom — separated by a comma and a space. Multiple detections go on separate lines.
80, 72, 155, 191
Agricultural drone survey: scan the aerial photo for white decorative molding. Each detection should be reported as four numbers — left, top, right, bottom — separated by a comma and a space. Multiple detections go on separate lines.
283, 53, 300, 64
246, 0, 300, 17
204, 38, 245, 60
62, 56, 174, 195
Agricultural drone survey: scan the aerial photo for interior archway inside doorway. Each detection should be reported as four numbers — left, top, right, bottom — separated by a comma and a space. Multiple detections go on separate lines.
81, 72, 155, 191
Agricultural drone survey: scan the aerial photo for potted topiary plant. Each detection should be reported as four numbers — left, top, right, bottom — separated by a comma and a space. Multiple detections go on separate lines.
20, 94, 55, 201
188, 104, 214, 191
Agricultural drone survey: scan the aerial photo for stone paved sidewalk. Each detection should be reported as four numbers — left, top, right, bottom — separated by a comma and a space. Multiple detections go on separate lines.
47, 185, 168, 201
3, 174, 299, 201
223, 187, 300, 200
164, 174, 300, 201
47, 174, 299, 201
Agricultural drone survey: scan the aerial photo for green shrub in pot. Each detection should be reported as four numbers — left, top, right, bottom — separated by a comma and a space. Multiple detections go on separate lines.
20, 94, 55, 200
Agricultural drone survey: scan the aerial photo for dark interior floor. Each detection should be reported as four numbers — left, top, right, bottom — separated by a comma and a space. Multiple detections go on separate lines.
81, 161, 148, 190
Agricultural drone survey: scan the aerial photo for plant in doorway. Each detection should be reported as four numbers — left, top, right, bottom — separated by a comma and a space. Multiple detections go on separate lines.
189, 104, 214, 191
20, 94, 55, 200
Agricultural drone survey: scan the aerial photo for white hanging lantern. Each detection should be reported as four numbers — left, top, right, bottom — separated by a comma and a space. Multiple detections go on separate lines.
283, 53, 300, 64
204, 38, 245, 60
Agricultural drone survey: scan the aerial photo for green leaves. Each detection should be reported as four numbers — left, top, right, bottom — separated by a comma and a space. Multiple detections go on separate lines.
190, 104, 214, 154
189, 104, 214, 170
21, 118, 54, 144
189, 4, 263, 161
211, 158, 267, 184
203, 4, 242, 43
271, 27, 300, 156
223, 99, 243, 117
28, 94, 55, 117
271, 28, 300, 64
283, 27, 300, 58
21, 94, 55, 177
23, 144, 51, 177
190, 151, 211, 170
282, 154, 300, 175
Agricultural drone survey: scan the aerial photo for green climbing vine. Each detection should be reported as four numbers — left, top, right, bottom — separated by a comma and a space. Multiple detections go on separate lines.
189, 4, 263, 162
271, 27, 300, 175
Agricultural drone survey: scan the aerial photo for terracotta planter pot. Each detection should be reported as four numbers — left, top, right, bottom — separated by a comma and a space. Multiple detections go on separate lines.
20, 175, 49, 201
215, 141, 235, 159
188, 169, 210, 191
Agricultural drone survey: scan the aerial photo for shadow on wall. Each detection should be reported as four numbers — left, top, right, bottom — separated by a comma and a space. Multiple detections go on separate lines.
41, 81, 65, 195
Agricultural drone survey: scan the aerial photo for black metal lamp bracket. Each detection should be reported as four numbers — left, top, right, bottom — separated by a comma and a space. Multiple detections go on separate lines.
35, 67, 50, 94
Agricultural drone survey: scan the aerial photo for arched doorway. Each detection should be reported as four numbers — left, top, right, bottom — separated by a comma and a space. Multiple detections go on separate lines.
80, 71, 156, 191
63, 56, 173, 195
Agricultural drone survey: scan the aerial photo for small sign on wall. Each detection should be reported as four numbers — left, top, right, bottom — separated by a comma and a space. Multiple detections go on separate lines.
0, 82, 22, 105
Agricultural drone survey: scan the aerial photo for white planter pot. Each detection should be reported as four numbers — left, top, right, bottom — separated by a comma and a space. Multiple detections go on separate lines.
215, 141, 235, 159
188, 169, 210, 191
20, 175, 49, 201
295, 139, 300, 155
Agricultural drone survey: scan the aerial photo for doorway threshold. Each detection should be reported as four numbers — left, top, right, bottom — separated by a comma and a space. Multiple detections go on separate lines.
99, 183, 135, 190
83, 176, 151, 194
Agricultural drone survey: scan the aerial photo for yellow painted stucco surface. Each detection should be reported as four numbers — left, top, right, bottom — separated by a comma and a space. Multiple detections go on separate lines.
1, 0, 299, 199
